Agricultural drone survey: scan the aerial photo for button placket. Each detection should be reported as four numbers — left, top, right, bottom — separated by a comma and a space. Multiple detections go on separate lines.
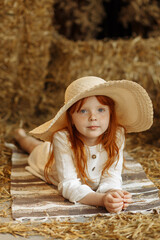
91, 154, 97, 171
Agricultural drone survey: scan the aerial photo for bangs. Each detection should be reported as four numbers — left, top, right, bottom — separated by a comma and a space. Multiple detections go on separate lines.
96, 95, 115, 107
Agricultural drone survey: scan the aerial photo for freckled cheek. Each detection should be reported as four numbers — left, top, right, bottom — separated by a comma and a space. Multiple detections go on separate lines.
72, 116, 87, 127
100, 115, 110, 127
78, 117, 88, 126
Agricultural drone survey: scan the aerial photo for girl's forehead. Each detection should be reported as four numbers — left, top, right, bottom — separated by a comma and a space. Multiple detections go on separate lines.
82, 96, 95, 102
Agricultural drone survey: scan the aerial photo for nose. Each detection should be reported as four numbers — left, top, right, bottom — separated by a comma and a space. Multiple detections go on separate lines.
89, 112, 97, 121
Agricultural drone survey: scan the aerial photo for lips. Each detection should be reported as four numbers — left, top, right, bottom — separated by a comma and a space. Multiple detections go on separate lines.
87, 126, 99, 130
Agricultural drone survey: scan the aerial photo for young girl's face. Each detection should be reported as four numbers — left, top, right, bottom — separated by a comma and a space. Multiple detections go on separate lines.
71, 96, 110, 146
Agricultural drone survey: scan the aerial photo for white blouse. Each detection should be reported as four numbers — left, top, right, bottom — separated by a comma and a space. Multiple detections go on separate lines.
26, 129, 125, 203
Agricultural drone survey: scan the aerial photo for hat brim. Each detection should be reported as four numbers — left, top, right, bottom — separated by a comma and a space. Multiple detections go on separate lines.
30, 80, 153, 141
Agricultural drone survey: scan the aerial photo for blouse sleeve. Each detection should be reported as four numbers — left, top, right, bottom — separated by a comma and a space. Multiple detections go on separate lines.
96, 128, 125, 193
53, 131, 94, 203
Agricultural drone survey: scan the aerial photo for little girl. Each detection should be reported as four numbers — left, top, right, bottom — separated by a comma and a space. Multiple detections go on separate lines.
15, 76, 153, 213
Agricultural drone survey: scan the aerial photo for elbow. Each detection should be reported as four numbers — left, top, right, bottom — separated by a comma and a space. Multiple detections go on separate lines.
58, 179, 81, 203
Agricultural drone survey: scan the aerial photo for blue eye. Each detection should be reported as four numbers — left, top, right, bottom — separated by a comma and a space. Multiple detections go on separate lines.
80, 109, 87, 113
98, 108, 105, 112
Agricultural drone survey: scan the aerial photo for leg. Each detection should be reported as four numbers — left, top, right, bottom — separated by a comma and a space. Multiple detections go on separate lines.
14, 128, 42, 154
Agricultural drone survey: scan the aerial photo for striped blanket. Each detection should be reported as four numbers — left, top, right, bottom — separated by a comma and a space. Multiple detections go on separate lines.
9, 144, 160, 221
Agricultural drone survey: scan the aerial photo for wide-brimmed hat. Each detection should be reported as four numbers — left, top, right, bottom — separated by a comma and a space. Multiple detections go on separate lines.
30, 76, 153, 141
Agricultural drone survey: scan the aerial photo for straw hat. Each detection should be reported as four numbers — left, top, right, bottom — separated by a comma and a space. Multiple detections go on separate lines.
30, 76, 153, 141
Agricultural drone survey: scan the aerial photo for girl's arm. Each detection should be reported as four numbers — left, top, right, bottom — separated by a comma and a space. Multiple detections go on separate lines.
79, 189, 132, 213
79, 192, 105, 207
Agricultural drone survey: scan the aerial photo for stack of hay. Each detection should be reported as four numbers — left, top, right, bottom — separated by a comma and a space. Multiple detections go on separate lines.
0, 0, 53, 123
0, 0, 160, 133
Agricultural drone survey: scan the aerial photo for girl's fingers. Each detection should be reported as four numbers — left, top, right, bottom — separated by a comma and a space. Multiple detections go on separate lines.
124, 197, 133, 203
122, 190, 132, 203
123, 203, 129, 209
117, 190, 125, 198
107, 202, 124, 209
107, 194, 123, 203
123, 190, 132, 198
103, 190, 133, 213
112, 191, 124, 199
107, 205, 123, 213
103, 194, 123, 212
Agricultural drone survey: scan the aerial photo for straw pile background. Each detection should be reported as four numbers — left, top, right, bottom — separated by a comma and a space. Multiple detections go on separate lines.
119, 0, 160, 38
0, 0, 160, 129
0, 0, 160, 239
53, 0, 105, 40
0, 0, 53, 122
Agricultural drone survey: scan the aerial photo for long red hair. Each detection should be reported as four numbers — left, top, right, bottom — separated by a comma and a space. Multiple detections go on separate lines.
44, 95, 125, 184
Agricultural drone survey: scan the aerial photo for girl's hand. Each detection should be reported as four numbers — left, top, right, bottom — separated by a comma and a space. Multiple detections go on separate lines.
122, 190, 132, 210
102, 189, 132, 213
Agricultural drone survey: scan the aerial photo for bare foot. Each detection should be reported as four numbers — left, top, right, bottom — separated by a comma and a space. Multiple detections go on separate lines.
14, 128, 27, 142
14, 128, 42, 153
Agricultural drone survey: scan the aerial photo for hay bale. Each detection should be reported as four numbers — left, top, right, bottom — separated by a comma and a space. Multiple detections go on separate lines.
119, 0, 160, 37
0, 0, 20, 121
0, 0, 54, 122
53, 0, 160, 39
53, 0, 105, 40
1, 0, 159, 128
